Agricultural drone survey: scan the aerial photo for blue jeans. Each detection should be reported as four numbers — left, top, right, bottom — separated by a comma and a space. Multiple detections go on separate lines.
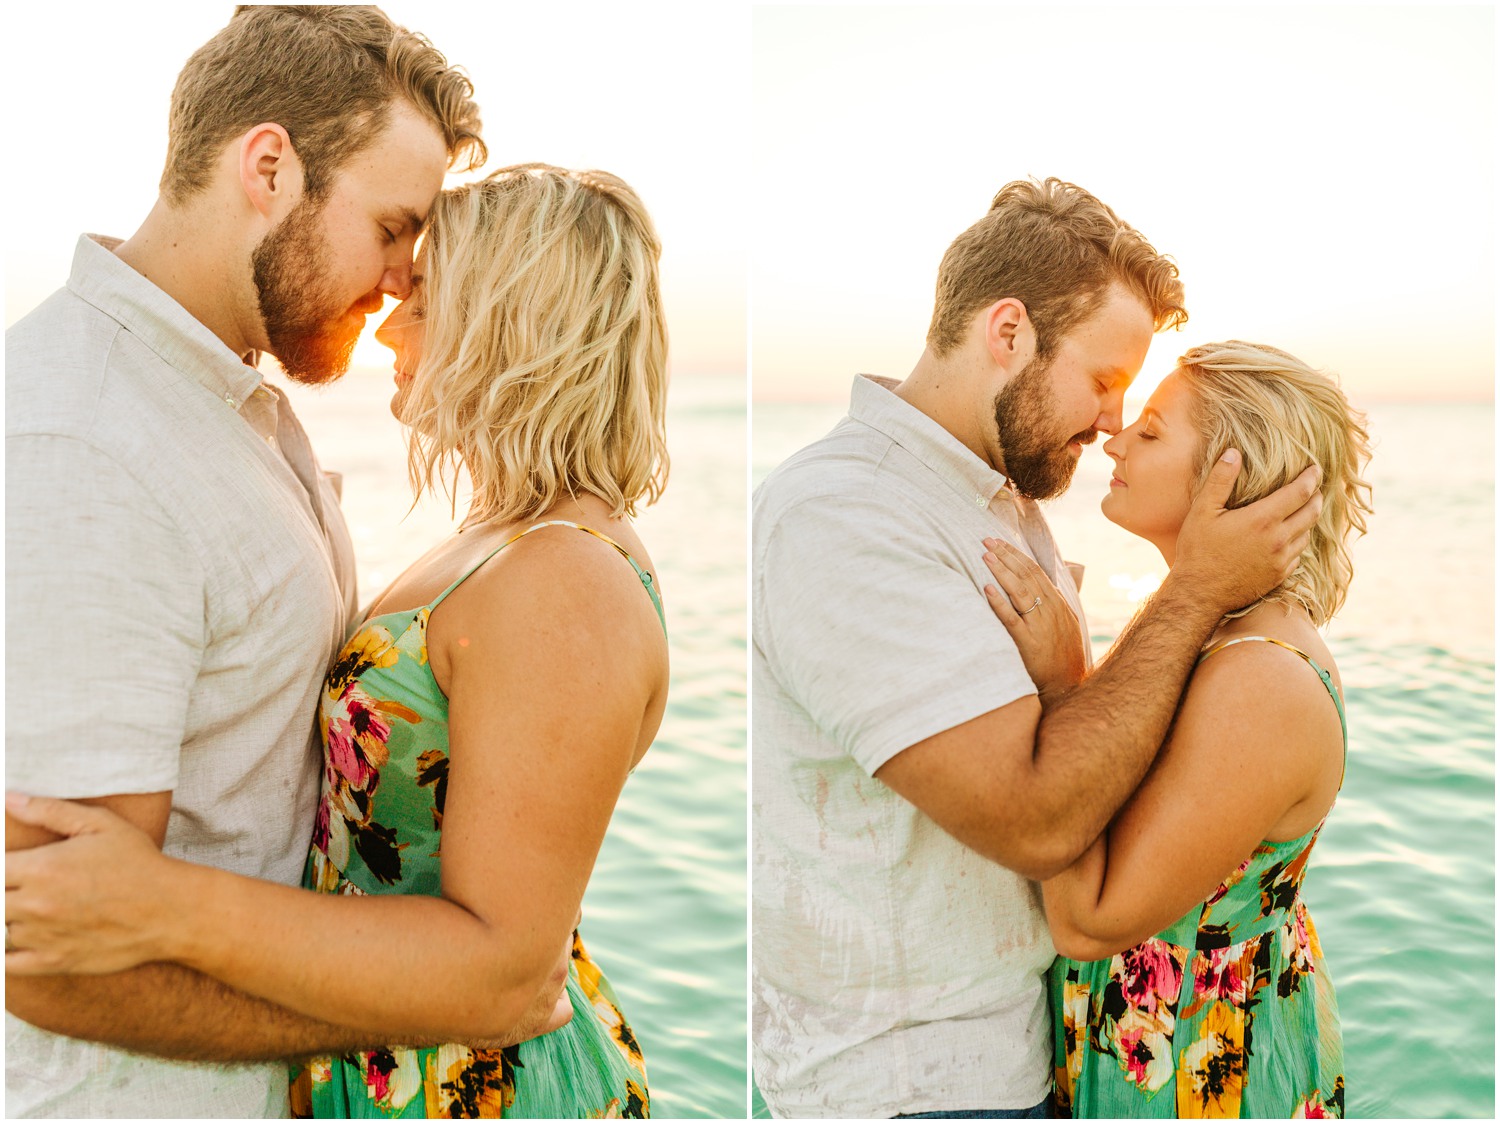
894, 1096, 1053, 1119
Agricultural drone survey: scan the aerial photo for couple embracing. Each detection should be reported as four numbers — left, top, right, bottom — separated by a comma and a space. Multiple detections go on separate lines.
752, 179, 1369, 1118
7, 6, 668, 1119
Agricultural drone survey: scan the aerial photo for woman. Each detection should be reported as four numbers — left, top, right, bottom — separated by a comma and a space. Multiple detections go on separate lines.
981, 342, 1370, 1118
5, 164, 669, 1118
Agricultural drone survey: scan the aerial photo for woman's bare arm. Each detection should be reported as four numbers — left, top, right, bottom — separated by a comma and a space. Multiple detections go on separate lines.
1039, 641, 1340, 961
4, 531, 667, 1042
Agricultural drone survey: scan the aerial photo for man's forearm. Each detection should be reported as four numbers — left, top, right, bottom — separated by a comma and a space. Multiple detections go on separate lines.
6, 966, 431, 1063
1027, 575, 1223, 867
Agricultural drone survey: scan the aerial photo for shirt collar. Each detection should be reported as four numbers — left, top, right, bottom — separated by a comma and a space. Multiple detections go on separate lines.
66, 234, 264, 409
847, 373, 1016, 511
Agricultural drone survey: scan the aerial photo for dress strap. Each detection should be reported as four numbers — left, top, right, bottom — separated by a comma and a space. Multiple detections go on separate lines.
428, 520, 666, 634
1197, 636, 1346, 784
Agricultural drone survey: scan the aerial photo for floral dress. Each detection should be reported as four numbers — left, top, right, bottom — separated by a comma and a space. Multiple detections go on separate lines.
1052, 637, 1346, 1119
289, 521, 661, 1119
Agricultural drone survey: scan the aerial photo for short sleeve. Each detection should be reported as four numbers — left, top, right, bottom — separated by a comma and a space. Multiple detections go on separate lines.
5, 434, 205, 797
757, 493, 1036, 775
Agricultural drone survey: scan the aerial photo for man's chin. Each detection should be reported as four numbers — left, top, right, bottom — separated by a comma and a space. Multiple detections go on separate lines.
1012, 459, 1078, 502
271, 335, 359, 386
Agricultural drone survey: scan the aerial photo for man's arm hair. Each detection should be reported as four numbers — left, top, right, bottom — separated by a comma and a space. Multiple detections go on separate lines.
875, 578, 1221, 879
5, 968, 414, 1063
4, 795, 508, 1061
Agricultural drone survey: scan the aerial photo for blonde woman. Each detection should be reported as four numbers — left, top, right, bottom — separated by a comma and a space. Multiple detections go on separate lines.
981, 342, 1370, 1118
4, 165, 668, 1118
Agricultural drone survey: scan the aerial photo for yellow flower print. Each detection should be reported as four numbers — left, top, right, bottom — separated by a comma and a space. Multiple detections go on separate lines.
1176, 1001, 1246, 1117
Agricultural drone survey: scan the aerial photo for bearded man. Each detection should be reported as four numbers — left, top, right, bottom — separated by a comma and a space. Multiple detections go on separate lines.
750, 178, 1324, 1118
5, 7, 486, 1117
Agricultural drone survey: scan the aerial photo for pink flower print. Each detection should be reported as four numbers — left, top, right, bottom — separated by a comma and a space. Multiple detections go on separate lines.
1112, 1011, 1174, 1093
1293, 1091, 1332, 1117
364, 1050, 396, 1103
1118, 941, 1183, 1017
325, 686, 392, 789
1119, 1025, 1147, 1081
311, 796, 331, 852
1195, 946, 1248, 1006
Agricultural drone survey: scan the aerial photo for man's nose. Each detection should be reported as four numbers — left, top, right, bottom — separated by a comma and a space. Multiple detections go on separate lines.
1097, 393, 1125, 435
381, 261, 414, 302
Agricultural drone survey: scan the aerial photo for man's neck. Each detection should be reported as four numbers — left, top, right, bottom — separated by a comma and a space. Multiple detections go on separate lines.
893, 348, 998, 469
114, 198, 261, 363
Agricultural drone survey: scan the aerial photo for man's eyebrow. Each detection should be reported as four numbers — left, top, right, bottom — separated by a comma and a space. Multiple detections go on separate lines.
383, 207, 428, 234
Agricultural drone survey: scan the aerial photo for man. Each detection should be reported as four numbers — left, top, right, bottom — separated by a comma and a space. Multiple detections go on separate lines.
3, 7, 542, 1118
751, 178, 1323, 1118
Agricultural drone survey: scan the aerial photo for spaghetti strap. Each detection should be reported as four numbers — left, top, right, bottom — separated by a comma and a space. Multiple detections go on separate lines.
428, 520, 666, 634
1197, 635, 1347, 783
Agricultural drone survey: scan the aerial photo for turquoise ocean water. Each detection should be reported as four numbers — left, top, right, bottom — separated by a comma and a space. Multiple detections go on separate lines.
282, 370, 748, 1118
751, 398, 1495, 1119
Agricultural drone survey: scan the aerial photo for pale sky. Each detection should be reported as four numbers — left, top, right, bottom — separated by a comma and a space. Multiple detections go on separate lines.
5, 3, 747, 378
752, 4, 1495, 403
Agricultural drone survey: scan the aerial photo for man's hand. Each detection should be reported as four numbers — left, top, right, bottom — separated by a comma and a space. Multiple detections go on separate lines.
1173, 450, 1322, 612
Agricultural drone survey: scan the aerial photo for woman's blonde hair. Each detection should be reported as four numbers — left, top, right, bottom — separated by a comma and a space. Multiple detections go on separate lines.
1178, 341, 1373, 626
403, 163, 669, 525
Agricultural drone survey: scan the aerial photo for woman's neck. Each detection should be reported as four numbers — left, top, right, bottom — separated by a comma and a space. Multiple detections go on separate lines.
458, 491, 620, 535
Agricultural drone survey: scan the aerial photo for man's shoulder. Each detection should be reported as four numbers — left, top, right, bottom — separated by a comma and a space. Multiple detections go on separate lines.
754, 420, 957, 550
6, 287, 126, 441
756, 420, 902, 520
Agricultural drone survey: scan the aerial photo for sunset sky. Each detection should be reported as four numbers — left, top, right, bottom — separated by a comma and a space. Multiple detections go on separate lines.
6, 3, 748, 378
6, 5, 1491, 403
752, 4, 1494, 404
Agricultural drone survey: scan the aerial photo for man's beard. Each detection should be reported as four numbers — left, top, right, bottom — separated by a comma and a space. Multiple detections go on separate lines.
251, 196, 363, 385
992, 355, 1096, 501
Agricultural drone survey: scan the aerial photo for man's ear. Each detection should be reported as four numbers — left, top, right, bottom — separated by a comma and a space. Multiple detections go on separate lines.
238, 123, 302, 220
981, 297, 1034, 374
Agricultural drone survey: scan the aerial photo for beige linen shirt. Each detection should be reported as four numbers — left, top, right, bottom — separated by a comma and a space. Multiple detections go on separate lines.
5, 235, 358, 1118
752, 374, 1092, 1118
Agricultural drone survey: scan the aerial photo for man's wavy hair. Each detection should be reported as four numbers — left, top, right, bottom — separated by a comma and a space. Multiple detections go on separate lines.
928, 177, 1188, 359
402, 164, 670, 526
162, 5, 485, 204
1179, 341, 1374, 626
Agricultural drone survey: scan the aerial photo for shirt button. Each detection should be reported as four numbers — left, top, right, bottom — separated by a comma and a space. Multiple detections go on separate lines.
975, 493, 987, 507
265, 435, 277, 448
224, 395, 237, 408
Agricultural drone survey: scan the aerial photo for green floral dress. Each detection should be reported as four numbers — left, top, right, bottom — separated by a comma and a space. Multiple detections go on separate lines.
1052, 637, 1346, 1119
290, 521, 661, 1119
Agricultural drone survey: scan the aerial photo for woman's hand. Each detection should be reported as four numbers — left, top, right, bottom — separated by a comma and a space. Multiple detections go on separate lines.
981, 537, 1086, 703
4, 793, 178, 975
